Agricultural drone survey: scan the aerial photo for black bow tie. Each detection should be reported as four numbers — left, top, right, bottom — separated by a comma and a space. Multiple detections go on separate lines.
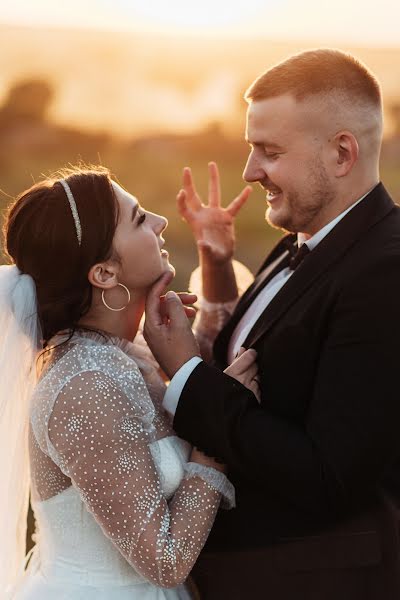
288, 242, 310, 270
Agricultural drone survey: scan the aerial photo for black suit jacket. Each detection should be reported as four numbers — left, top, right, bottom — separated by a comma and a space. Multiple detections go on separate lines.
174, 184, 400, 566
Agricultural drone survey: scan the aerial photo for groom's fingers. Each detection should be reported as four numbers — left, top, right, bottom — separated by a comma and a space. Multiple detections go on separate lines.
226, 186, 252, 217
164, 290, 190, 324
145, 272, 175, 327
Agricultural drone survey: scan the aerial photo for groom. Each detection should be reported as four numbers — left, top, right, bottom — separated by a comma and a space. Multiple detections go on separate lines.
145, 49, 400, 599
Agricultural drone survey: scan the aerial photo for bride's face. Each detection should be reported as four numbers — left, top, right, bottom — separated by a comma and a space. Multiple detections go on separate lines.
111, 182, 174, 291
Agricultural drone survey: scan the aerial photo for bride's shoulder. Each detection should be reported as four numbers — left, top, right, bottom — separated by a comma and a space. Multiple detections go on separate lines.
40, 336, 132, 369
34, 335, 148, 404
31, 338, 157, 465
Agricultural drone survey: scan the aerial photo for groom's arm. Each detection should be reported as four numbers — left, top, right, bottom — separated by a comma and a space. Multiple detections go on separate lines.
171, 257, 400, 516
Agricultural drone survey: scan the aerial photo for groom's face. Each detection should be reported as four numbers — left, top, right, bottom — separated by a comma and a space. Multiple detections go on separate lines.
243, 94, 336, 236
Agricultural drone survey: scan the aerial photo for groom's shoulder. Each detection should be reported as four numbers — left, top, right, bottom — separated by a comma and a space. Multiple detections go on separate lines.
365, 201, 400, 249
350, 184, 400, 252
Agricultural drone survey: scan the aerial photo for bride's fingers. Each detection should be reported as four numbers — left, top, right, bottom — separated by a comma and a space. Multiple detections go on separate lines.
184, 306, 196, 318
162, 306, 195, 322
235, 346, 247, 358
234, 349, 257, 372
226, 186, 252, 217
230, 359, 257, 381
208, 161, 221, 208
160, 292, 197, 305
249, 380, 261, 403
241, 363, 258, 383
159, 293, 197, 319
183, 167, 202, 210
177, 189, 190, 219
225, 348, 257, 375
176, 292, 197, 305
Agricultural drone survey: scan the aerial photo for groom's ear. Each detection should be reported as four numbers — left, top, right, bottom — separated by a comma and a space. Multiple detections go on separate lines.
332, 131, 359, 177
87, 261, 119, 291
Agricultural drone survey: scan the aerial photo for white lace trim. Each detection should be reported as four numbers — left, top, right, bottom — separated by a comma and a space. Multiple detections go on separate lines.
184, 462, 235, 510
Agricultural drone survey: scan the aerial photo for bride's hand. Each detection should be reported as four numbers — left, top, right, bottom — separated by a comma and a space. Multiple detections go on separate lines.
224, 347, 260, 402
190, 446, 225, 473
177, 162, 252, 265
159, 292, 197, 322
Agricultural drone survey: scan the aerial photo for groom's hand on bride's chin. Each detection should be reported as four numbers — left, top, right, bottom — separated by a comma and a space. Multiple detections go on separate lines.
144, 274, 201, 379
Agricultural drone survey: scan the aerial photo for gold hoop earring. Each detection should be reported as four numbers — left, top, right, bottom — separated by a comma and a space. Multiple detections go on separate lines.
101, 283, 131, 312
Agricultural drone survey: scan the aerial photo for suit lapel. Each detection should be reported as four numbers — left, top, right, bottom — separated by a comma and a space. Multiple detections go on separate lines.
233, 234, 297, 318
235, 249, 291, 318
244, 183, 395, 348
213, 235, 295, 366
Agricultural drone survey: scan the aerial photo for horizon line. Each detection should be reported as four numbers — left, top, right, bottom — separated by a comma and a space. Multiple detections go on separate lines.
1, 19, 400, 51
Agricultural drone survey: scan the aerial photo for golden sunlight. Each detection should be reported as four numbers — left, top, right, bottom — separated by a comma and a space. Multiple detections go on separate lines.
118, 0, 269, 31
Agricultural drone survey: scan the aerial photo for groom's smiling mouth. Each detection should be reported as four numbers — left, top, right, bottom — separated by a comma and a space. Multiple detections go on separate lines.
264, 187, 283, 203
259, 180, 283, 203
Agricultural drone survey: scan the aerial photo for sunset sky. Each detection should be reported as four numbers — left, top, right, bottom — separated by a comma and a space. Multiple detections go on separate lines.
0, 1, 399, 138
1, 0, 399, 46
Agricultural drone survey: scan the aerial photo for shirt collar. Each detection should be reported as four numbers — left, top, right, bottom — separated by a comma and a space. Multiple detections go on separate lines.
297, 188, 374, 251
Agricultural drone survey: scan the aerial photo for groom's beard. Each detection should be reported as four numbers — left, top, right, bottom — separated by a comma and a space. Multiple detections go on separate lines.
266, 160, 336, 234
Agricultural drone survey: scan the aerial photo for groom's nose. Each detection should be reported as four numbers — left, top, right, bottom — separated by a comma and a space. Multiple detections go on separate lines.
243, 150, 264, 183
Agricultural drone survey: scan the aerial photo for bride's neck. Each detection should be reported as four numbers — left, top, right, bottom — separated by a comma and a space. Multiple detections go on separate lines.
77, 295, 145, 342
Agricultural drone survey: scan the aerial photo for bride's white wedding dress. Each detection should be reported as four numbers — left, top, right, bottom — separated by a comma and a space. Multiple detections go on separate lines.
10, 329, 234, 599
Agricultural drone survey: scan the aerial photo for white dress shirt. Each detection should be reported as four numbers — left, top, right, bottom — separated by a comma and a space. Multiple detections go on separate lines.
163, 191, 370, 416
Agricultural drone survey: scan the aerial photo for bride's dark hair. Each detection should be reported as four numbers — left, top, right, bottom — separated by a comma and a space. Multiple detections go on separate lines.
3, 166, 120, 343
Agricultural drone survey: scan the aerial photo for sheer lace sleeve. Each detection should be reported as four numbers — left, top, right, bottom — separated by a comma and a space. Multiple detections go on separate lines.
188, 260, 254, 362
34, 344, 225, 588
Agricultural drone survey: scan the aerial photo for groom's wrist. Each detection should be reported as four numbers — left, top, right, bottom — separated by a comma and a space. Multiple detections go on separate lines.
166, 352, 201, 379
163, 356, 203, 416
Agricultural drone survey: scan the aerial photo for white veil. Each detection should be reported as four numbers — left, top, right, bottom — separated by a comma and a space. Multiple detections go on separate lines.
0, 265, 42, 593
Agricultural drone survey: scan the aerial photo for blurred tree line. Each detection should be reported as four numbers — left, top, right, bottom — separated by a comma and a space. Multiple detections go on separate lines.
0, 77, 281, 289
0, 75, 399, 290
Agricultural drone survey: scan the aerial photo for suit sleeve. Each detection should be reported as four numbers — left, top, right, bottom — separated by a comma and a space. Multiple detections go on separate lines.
173, 255, 400, 515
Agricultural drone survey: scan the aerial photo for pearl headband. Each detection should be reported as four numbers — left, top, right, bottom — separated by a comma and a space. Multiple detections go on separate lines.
59, 179, 82, 246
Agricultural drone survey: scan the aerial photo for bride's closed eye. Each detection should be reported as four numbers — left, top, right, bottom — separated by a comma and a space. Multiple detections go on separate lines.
137, 212, 146, 225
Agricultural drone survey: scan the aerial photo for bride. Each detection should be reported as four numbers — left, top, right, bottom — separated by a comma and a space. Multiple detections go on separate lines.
0, 166, 257, 599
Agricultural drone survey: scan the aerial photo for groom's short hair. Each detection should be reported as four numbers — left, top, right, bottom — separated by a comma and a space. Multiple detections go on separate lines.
245, 48, 382, 111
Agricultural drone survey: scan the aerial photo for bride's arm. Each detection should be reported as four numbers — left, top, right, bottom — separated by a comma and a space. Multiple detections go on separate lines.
189, 261, 254, 363
47, 368, 234, 588
177, 163, 253, 362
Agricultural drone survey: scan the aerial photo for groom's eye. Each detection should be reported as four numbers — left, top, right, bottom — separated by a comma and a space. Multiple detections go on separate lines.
137, 212, 146, 225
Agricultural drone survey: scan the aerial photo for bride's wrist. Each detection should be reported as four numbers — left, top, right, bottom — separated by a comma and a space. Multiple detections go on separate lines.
190, 448, 226, 473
